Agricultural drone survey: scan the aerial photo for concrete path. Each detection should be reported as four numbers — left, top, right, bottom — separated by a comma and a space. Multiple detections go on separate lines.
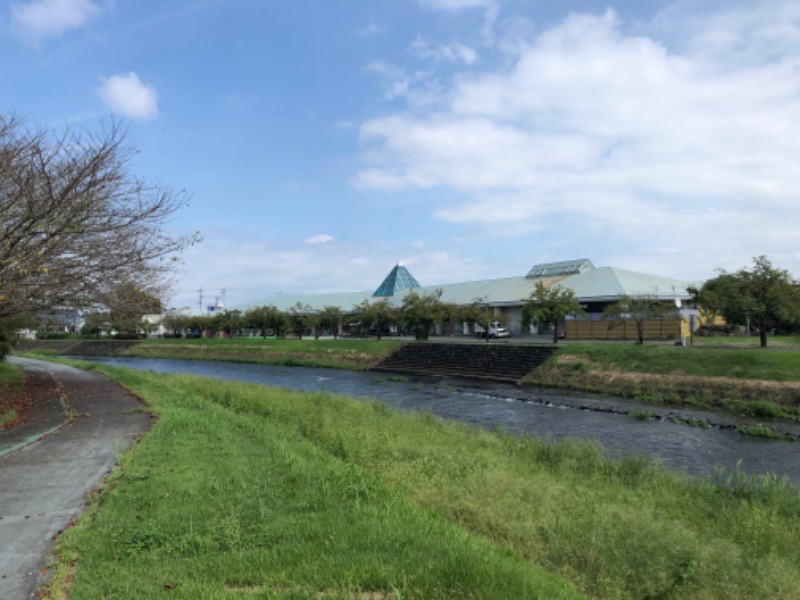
0, 357, 153, 599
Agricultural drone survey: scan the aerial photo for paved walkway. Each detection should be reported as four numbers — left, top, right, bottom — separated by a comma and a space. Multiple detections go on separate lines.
0, 357, 153, 599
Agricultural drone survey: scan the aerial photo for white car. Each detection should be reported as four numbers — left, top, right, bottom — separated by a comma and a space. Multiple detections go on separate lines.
475, 322, 510, 338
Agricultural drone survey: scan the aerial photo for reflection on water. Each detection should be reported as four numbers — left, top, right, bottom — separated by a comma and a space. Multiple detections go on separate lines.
78, 356, 800, 485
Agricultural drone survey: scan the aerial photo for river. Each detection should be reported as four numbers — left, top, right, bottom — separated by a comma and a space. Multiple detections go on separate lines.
77, 356, 800, 485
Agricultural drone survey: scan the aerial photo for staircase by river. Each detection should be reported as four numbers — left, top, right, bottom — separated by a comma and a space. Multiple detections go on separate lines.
372, 342, 559, 383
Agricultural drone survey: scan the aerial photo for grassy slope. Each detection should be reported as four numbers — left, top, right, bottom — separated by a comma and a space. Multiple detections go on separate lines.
48, 365, 800, 600
524, 343, 800, 419
555, 343, 800, 381
125, 337, 402, 370
48, 365, 579, 600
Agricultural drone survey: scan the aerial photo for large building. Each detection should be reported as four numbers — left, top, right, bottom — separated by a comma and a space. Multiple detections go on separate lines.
236, 259, 697, 339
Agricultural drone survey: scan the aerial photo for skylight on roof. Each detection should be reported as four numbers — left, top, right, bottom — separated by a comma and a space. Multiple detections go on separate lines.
373, 264, 420, 297
526, 259, 594, 279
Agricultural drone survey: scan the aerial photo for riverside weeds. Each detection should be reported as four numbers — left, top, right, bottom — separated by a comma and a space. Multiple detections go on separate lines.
123, 337, 402, 370
523, 344, 800, 420
46, 364, 800, 600
45, 364, 579, 600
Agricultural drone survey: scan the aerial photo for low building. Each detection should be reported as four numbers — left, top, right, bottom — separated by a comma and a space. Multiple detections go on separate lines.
236, 258, 698, 340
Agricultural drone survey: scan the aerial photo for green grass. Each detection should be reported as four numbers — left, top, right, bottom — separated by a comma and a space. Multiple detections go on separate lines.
0, 362, 24, 426
124, 337, 402, 370
47, 364, 800, 600
558, 342, 800, 381
525, 343, 800, 419
47, 365, 579, 600
0, 360, 23, 385
693, 335, 800, 348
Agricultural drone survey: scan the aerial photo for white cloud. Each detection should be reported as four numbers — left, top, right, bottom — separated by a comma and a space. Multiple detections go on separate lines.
11, 0, 100, 44
96, 72, 160, 120
354, 5, 800, 279
358, 18, 386, 38
168, 231, 487, 308
305, 234, 335, 244
410, 36, 479, 65
366, 61, 434, 101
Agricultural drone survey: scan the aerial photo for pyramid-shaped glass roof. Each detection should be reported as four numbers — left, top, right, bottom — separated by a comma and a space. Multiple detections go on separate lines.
373, 264, 420, 297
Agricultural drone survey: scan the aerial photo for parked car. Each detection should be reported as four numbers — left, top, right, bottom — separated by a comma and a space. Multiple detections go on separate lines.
475, 322, 510, 338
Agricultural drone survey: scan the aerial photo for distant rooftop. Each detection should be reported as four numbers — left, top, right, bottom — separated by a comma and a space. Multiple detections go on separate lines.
526, 259, 594, 279
373, 263, 420, 297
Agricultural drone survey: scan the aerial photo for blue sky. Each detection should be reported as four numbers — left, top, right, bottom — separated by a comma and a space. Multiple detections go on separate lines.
3, 0, 799, 310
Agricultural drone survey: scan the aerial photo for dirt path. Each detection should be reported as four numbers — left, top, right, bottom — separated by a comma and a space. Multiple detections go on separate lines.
0, 357, 153, 599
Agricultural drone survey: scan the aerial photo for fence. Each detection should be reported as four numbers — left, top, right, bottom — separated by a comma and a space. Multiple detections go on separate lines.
565, 319, 682, 340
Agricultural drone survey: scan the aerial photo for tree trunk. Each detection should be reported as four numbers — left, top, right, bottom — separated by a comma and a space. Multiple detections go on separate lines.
760, 324, 768, 348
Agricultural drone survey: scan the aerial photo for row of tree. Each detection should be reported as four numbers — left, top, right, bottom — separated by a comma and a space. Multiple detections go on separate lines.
87, 256, 799, 349
153, 291, 505, 342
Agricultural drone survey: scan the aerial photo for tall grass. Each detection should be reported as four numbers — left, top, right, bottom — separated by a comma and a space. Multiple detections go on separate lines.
125, 337, 402, 370
47, 365, 579, 600
48, 365, 800, 600
558, 343, 800, 381
525, 344, 800, 418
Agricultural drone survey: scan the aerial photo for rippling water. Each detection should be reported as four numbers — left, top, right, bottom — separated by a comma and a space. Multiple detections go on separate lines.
77, 356, 800, 485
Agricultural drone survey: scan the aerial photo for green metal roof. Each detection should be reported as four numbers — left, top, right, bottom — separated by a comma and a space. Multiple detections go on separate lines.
233, 261, 692, 313
560, 267, 691, 301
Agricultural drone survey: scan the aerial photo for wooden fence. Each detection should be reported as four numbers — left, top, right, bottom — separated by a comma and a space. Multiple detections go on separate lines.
566, 319, 682, 340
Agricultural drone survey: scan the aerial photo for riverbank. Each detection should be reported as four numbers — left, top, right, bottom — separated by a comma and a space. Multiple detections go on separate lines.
14, 338, 800, 436
43, 363, 800, 599
523, 344, 800, 435
17, 337, 401, 370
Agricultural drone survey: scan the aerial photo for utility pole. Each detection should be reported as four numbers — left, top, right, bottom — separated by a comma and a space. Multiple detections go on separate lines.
198, 288, 204, 312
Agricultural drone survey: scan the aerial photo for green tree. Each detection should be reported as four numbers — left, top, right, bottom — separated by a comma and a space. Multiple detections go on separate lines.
287, 302, 313, 339
212, 309, 243, 337
105, 281, 163, 338
521, 282, 584, 344
81, 311, 111, 337
603, 293, 678, 345
353, 298, 396, 340
319, 306, 345, 339
401, 289, 444, 341
690, 255, 800, 347
461, 298, 505, 342
439, 300, 465, 337
160, 312, 187, 337
244, 305, 284, 338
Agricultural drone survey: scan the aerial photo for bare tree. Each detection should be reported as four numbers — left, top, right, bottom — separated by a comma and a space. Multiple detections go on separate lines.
0, 115, 196, 344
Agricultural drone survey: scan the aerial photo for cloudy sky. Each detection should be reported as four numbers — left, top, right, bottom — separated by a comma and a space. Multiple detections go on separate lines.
2, 0, 799, 309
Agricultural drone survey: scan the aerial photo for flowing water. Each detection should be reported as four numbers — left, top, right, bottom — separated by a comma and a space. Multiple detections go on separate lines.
77, 356, 800, 485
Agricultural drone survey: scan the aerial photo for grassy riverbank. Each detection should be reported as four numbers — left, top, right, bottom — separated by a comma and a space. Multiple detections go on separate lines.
523, 343, 800, 420
46, 363, 800, 599
123, 337, 402, 370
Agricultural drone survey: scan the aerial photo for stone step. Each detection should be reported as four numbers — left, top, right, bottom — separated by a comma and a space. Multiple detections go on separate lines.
372, 342, 559, 383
